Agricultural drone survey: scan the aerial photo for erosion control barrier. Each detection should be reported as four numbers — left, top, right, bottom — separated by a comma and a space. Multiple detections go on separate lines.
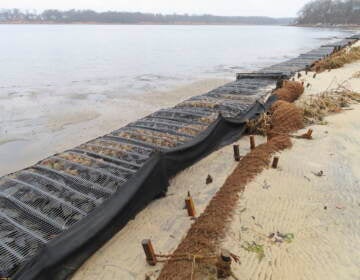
0, 34, 358, 280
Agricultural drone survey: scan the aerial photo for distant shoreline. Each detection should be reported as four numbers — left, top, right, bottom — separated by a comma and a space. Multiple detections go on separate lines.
2, 22, 359, 28
0, 21, 289, 26
293, 23, 360, 28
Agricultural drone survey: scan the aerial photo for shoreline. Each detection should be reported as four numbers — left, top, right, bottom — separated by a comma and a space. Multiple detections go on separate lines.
72, 44, 360, 279
0, 78, 230, 177
0, 33, 358, 279
0, 22, 290, 26
1, 22, 359, 28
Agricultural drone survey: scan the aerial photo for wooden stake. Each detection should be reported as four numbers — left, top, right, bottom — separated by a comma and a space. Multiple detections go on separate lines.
217, 249, 232, 278
272, 156, 280, 169
233, 145, 240, 161
306, 129, 313, 139
142, 239, 157, 266
206, 175, 213, 185
185, 194, 196, 217
250, 135, 256, 150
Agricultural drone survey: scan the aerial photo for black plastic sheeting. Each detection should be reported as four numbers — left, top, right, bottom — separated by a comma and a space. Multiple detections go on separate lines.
0, 34, 358, 280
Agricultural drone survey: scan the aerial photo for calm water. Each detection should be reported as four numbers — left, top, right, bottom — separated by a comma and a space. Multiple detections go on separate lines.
0, 24, 353, 175
0, 25, 351, 96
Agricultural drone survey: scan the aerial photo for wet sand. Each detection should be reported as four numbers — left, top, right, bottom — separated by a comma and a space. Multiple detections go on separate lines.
0, 78, 230, 176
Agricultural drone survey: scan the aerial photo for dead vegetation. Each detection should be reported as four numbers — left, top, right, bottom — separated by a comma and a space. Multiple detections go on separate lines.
298, 90, 360, 125
246, 113, 271, 136
352, 71, 360, 78
312, 46, 360, 72
158, 81, 304, 280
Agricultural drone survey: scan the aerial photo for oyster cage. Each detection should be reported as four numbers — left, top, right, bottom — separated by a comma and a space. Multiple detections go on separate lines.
0, 34, 359, 279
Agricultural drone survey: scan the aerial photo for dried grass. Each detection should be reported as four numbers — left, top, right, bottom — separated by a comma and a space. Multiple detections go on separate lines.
312, 46, 360, 73
246, 113, 271, 136
298, 90, 360, 125
352, 71, 360, 79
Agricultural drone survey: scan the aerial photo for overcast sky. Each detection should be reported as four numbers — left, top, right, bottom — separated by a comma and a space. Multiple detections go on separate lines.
1, 0, 311, 17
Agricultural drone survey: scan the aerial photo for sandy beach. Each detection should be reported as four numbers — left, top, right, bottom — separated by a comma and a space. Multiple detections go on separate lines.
71, 43, 360, 280
221, 104, 360, 280
219, 48, 360, 280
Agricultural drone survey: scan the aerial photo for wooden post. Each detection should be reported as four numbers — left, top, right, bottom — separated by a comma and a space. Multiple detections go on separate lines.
185, 194, 196, 217
217, 249, 232, 278
206, 175, 213, 185
250, 135, 256, 150
233, 145, 240, 161
276, 79, 284, 89
142, 239, 157, 266
267, 133, 271, 143
306, 129, 313, 139
272, 156, 279, 169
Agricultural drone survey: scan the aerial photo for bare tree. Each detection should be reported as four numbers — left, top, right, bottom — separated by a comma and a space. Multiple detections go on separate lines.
297, 0, 360, 25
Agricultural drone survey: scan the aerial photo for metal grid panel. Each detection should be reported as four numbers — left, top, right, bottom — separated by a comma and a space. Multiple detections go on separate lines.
128, 122, 195, 138
72, 146, 144, 168
15, 172, 97, 214
111, 127, 188, 149
94, 138, 153, 156
0, 197, 62, 239
38, 157, 122, 194
31, 166, 112, 198
0, 179, 85, 229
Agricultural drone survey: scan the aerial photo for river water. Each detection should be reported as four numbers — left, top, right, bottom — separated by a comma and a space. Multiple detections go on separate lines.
0, 24, 353, 175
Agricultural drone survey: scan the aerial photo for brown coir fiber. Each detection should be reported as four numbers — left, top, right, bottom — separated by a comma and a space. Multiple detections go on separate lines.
157, 99, 303, 280
157, 135, 292, 280
274, 81, 304, 103
268, 100, 304, 138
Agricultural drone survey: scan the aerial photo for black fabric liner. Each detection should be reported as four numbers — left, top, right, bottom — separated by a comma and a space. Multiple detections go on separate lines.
12, 95, 276, 280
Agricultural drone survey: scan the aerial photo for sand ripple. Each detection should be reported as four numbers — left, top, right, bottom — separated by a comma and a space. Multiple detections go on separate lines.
222, 105, 360, 280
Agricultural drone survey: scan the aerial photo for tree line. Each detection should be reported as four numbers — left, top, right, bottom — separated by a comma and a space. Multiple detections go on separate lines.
297, 0, 360, 25
0, 9, 293, 25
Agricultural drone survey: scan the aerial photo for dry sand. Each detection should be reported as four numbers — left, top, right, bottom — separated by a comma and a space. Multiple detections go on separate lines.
222, 105, 360, 280
72, 135, 265, 280
73, 45, 360, 279
221, 59, 360, 279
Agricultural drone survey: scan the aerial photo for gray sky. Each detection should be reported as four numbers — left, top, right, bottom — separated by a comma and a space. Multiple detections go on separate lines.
1, 0, 311, 17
